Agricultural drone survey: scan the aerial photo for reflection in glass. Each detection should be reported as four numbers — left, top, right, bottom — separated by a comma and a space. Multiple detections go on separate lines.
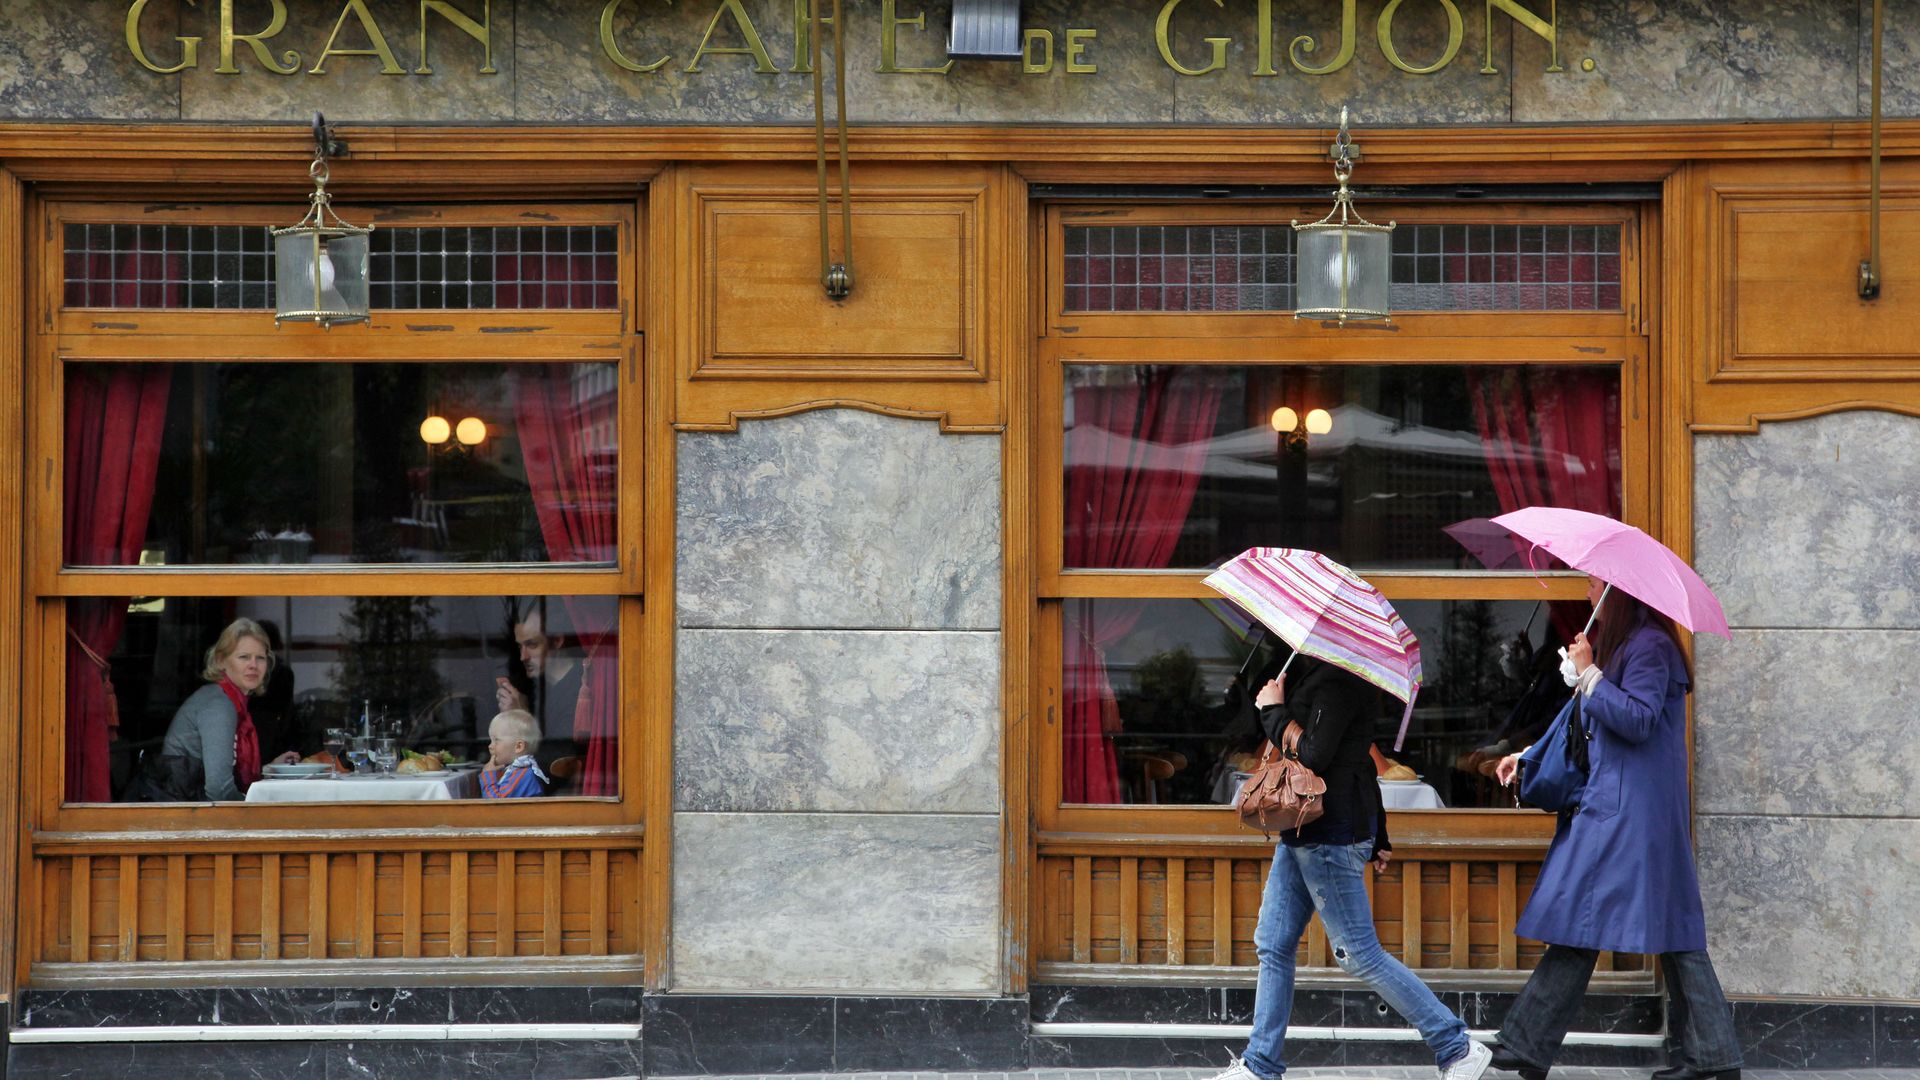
1063, 364, 1620, 571
63, 363, 616, 566
67, 595, 618, 804
1061, 597, 1576, 809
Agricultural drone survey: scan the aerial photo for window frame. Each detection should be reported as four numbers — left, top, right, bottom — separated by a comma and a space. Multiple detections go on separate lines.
1034, 200, 1658, 840
31, 199, 646, 832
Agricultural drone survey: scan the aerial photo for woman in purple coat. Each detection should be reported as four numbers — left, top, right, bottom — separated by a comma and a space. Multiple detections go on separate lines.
1489, 577, 1742, 1080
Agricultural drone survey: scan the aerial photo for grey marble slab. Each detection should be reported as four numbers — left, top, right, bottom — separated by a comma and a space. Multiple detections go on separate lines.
1695, 629, 1920, 818
1697, 814, 1920, 1000
1695, 412, 1920, 630
677, 409, 1001, 632
0, 0, 181, 120
1860, 0, 1920, 118
673, 811, 1000, 993
676, 627, 1000, 813
1514, 0, 1861, 122
177, 0, 516, 122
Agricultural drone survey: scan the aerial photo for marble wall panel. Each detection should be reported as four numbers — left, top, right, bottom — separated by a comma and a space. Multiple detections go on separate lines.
1694, 413, 1920, 630
1514, 0, 1863, 122
1859, 0, 1920, 118
677, 409, 1001, 631
676, 627, 1000, 813
673, 812, 999, 993
0, 0, 180, 119
1694, 629, 1920, 818
177, 0, 516, 122
1696, 814, 1920, 1000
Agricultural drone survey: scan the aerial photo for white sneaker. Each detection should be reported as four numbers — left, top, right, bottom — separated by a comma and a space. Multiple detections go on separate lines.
1205, 1056, 1265, 1080
1440, 1039, 1494, 1080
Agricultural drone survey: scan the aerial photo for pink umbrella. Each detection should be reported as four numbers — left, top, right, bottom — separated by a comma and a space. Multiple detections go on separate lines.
1488, 507, 1731, 639
1202, 548, 1424, 750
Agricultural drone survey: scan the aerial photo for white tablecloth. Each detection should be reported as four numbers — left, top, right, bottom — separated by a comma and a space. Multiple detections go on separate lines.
1378, 779, 1446, 810
245, 770, 480, 803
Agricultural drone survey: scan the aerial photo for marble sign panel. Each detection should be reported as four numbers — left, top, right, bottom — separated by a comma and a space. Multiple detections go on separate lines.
0, 0, 181, 120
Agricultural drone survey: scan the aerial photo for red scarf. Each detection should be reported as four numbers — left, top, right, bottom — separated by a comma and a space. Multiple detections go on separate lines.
219, 676, 262, 790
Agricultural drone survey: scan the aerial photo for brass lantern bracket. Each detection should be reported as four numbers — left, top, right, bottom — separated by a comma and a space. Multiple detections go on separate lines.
290, 112, 357, 236
1861, 0, 1883, 300
811, 0, 855, 300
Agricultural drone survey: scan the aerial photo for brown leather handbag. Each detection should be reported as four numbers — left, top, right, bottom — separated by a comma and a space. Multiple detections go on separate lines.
1235, 721, 1328, 835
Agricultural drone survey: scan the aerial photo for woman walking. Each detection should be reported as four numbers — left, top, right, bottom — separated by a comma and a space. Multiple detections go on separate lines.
1211, 657, 1491, 1080
1489, 577, 1741, 1080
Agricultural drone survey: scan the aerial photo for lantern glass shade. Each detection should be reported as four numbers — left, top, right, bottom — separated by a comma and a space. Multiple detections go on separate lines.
1294, 223, 1392, 322
1305, 407, 1333, 435
455, 417, 487, 446
420, 416, 451, 445
1270, 406, 1298, 432
273, 226, 370, 328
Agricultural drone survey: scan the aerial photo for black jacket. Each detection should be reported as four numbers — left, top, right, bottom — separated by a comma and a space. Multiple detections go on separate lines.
1258, 661, 1392, 858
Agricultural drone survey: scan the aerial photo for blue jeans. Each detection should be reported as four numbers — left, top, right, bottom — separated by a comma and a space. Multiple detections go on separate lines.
1243, 841, 1471, 1077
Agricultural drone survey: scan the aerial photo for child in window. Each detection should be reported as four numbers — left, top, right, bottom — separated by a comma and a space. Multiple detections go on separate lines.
480, 708, 548, 799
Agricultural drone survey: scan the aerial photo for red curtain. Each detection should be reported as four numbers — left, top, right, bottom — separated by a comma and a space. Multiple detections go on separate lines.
1061, 368, 1222, 803
1468, 368, 1621, 639
64, 364, 172, 801
512, 365, 619, 796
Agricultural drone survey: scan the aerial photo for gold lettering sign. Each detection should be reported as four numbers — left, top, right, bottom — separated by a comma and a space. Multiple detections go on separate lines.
119, 0, 1569, 80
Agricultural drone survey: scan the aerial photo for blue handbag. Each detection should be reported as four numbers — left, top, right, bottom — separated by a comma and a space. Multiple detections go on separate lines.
1518, 695, 1590, 812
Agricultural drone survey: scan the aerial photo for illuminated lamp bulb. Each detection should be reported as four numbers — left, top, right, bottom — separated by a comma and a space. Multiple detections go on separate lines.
1270, 406, 1299, 433
419, 415, 451, 445
1305, 408, 1333, 435
455, 417, 487, 446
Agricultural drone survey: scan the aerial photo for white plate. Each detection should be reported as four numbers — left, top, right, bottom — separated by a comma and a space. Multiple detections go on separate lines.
1378, 777, 1426, 785
262, 764, 333, 778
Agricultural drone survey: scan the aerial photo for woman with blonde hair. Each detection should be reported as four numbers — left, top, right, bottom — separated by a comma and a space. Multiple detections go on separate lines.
132, 618, 299, 801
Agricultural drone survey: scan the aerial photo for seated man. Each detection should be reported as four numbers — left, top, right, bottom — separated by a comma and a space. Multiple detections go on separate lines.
494, 599, 586, 783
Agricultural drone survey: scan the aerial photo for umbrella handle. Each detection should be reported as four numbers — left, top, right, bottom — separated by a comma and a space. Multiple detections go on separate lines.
1578, 583, 1612, 639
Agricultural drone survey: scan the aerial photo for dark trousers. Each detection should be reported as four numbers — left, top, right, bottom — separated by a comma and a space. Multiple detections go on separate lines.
1499, 945, 1742, 1072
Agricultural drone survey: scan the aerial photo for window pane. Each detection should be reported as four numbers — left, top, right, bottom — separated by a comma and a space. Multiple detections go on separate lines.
64, 363, 616, 566
62, 223, 620, 310
68, 595, 619, 804
1062, 364, 1621, 570
1060, 597, 1572, 809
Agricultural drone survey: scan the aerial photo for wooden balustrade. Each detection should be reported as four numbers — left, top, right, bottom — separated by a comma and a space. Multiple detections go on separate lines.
32, 834, 643, 969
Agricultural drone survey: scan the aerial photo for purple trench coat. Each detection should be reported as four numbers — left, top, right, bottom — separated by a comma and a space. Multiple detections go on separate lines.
1514, 624, 1708, 954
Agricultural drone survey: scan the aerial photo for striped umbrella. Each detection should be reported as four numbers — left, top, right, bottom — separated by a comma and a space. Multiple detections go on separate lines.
1201, 547, 1424, 750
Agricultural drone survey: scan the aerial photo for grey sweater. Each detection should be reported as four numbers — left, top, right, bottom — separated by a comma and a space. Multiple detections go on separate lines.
160, 683, 244, 801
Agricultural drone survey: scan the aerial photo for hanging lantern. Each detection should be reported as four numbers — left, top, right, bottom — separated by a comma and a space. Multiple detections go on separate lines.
1293, 108, 1394, 324
274, 115, 370, 329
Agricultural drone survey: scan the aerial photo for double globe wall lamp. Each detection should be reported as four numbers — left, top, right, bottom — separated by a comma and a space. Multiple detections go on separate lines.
274, 113, 372, 329
420, 415, 488, 449
1294, 108, 1395, 324
1271, 406, 1333, 451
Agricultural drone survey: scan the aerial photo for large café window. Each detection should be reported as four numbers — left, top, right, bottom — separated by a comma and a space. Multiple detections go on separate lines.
1041, 204, 1646, 827
47, 206, 633, 811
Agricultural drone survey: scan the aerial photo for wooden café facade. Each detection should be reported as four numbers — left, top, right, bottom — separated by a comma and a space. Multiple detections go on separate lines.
0, 1, 1917, 1075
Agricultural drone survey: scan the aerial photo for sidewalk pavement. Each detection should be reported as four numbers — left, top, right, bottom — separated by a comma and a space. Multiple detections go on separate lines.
653, 1071, 1920, 1080
652, 1060, 1920, 1068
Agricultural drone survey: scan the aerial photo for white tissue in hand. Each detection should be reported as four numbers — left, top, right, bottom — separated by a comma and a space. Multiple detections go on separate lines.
1558, 647, 1580, 687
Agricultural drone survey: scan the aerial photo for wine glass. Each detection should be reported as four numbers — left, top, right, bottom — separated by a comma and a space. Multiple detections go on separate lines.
323, 727, 348, 767
371, 737, 397, 775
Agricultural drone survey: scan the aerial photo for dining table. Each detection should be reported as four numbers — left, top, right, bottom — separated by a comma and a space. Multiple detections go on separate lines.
244, 769, 481, 803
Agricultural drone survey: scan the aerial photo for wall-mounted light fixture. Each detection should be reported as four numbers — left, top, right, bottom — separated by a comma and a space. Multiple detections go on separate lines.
1271, 405, 1333, 451
273, 113, 371, 329
1294, 108, 1394, 324
420, 414, 486, 449
948, 0, 1023, 60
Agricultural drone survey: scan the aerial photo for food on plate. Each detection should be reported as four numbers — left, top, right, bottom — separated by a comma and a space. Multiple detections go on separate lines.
300, 750, 350, 774
1381, 763, 1418, 782
397, 750, 448, 774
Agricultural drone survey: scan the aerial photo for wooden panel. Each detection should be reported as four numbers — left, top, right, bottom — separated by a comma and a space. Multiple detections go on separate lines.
1034, 839, 1569, 979
29, 836, 643, 973
1726, 196, 1920, 367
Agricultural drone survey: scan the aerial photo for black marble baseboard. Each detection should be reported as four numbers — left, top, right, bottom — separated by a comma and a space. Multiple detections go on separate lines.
1731, 999, 1920, 1069
1032, 984, 1663, 1035
6, 1039, 642, 1080
642, 994, 1028, 1074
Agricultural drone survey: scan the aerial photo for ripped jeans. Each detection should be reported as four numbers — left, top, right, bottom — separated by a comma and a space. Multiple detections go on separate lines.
1242, 841, 1471, 1077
